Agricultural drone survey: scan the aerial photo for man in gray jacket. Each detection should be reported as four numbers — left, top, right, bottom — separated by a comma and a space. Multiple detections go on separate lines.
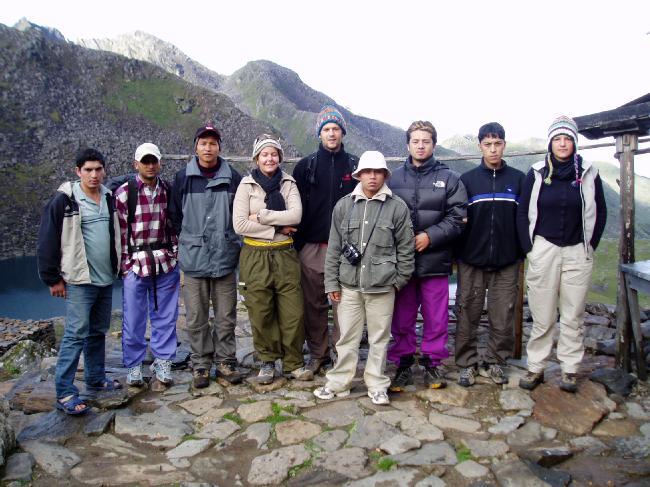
169, 124, 243, 388
314, 151, 414, 405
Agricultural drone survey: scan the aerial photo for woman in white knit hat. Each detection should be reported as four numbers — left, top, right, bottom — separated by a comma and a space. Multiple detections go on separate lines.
233, 135, 313, 384
516, 116, 607, 393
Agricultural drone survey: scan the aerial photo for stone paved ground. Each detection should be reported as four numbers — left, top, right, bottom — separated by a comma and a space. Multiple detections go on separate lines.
1, 302, 649, 486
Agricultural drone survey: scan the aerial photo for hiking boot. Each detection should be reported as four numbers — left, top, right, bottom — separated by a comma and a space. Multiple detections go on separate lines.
306, 357, 333, 375
559, 372, 578, 393
479, 363, 508, 385
286, 366, 314, 381
215, 362, 244, 384
423, 366, 447, 389
389, 366, 413, 392
150, 358, 173, 384
519, 370, 544, 390
458, 367, 476, 387
257, 361, 275, 385
368, 390, 390, 405
192, 368, 210, 389
313, 386, 350, 400
126, 364, 144, 387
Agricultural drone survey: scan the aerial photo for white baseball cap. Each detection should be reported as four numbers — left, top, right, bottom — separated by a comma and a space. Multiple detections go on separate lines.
134, 143, 162, 162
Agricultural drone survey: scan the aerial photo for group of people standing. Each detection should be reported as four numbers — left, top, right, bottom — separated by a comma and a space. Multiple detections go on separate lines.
37, 105, 606, 414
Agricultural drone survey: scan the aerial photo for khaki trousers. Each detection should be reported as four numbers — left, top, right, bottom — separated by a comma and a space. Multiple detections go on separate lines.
184, 273, 238, 369
325, 287, 395, 393
239, 245, 305, 371
299, 243, 340, 360
525, 236, 593, 374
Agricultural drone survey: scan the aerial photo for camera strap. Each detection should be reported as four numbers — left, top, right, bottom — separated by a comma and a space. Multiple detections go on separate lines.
344, 198, 385, 258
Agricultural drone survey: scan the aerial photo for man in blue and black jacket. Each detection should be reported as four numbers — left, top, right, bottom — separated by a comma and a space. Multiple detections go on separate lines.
455, 122, 525, 387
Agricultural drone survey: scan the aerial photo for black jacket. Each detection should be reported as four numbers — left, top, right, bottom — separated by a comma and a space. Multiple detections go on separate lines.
458, 160, 525, 269
292, 143, 357, 248
388, 156, 467, 277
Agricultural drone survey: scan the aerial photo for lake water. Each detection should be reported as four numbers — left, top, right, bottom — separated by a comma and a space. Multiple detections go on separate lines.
0, 256, 122, 320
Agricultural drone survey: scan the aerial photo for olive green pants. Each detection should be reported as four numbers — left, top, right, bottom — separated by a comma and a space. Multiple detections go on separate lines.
239, 245, 305, 372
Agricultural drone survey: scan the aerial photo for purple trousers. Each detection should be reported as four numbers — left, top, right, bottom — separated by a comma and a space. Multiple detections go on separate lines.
122, 267, 180, 367
387, 275, 449, 366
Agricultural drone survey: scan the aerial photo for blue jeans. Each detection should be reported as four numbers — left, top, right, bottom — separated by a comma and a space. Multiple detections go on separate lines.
55, 283, 112, 399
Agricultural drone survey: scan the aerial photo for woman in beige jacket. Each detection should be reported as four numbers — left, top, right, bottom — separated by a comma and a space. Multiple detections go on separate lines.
233, 135, 313, 384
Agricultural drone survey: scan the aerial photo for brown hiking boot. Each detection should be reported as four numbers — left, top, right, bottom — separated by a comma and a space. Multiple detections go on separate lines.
559, 372, 578, 393
519, 370, 544, 390
306, 357, 333, 375
215, 362, 244, 384
192, 368, 210, 389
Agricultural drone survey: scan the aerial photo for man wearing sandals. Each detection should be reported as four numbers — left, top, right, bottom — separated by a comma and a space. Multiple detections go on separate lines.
115, 143, 180, 387
37, 148, 122, 415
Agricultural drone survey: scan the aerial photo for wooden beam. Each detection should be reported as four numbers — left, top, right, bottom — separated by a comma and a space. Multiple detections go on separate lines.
615, 133, 638, 370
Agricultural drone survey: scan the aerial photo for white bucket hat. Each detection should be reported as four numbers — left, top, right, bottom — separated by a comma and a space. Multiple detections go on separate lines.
352, 151, 391, 180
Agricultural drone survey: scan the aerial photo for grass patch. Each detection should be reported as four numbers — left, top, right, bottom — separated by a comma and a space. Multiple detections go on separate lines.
456, 446, 473, 463
222, 413, 243, 426
181, 434, 199, 442
304, 439, 323, 454
376, 457, 398, 472
265, 403, 294, 425
347, 421, 358, 433
288, 457, 313, 478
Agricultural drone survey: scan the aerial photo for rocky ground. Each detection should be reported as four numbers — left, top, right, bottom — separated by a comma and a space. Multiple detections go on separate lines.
0, 302, 649, 486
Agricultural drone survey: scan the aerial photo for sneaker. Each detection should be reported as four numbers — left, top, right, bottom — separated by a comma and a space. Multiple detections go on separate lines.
192, 368, 210, 389
150, 359, 173, 384
313, 386, 350, 400
257, 361, 275, 385
519, 370, 544, 390
389, 366, 413, 392
479, 364, 508, 385
559, 372, 578, 393
215, 362, 244, 384
306, 357, 333, 375
126, 364, 144, 387
423, 366, 447, 389
286, 366, 314, 381
458, 367, 476, 387
368, 390, 390, 405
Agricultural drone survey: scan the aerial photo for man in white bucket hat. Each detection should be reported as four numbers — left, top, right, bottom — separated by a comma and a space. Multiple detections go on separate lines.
313, 151, 415, 405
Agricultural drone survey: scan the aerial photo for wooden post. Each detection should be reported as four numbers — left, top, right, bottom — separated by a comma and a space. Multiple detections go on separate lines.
615, 133, 638, 370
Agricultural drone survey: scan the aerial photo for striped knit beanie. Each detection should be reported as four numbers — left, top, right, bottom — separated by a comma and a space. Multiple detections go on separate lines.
252, 134, 283, 163
545, 115, 581, 186
316, 105, 347, 137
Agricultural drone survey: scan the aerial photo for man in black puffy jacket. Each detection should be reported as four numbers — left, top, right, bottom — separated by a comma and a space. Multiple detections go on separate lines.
387, 121, 467, 391
455, 122, 525, 387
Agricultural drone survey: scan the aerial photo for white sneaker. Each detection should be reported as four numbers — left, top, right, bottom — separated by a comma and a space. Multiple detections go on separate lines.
150, 359, 173, 384
127, 364, 144, 387
313, 386, 350, 400
368, 390, 390, 405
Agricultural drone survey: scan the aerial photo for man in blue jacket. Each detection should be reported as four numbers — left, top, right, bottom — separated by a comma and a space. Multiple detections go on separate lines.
37, 148, 122, 415
169, 124, 243, 388
455, 122, 525, 387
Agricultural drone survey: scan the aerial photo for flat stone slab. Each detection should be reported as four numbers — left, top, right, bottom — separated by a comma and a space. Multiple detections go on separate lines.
91, 433, 147, 458
626, 402, 650, 420
70, 462, 192, 485
19, 440, 80, 478
592, 419, 639, 437
195, 419, 240, 440
238, 422, 272, 448
455, 459, 490, 478
519, 445, 573, 467
2, 452, 35, 482
569, 435, 609, 455
314, 446, 371, 479
166, 439, 213, 459
237, 400, 273, 423
114, 408, 193, 449
178, 395, 224, 416
275, 419, 321, 445
348, 415, 400, 449
312, 429, 348, 452
462, 438, 509, 457
17, 410, 88, 444
400, 416, 444, 441
247, 444, 310, 485
380, 433, 421, 455
428, 411, 481, 433
190, 381, 225, 397
84, 411, 115, 436
590, 367, 637, 396
500, 390, 535, 411
194, 407, 235, 428
344, 468, 420, 486
416, 383, 469, 406
531, 381, 613, 435
507, 421, 557, 448
390, 399, 428, 421
492, 458, 550, 486
612, 435, 650, 459
375, 410, 409, 426
488, 415, 525, 435
303, 399, 365, 428
388, 441, 457, 466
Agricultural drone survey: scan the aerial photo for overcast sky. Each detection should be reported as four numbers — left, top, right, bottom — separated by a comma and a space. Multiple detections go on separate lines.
2, 0, 649, 172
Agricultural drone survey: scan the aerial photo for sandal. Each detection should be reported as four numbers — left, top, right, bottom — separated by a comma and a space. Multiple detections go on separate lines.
86, 378, 123, 392
56, 395, 89, 415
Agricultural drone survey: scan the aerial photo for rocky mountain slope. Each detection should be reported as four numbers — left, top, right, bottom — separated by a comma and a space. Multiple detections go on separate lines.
0, 22, 281, 257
